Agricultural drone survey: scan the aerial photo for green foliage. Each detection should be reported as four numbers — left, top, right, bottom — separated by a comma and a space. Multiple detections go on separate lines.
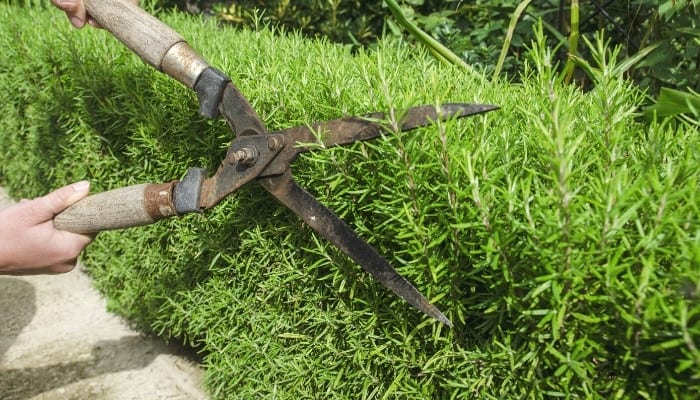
384, 0, 471, 71
2, 4, 700, 399
211, 0, 698, 92
395, 1, 699, 92
646, 88, 700, 120
637, 0, 700, 92
211, 0, 382, 45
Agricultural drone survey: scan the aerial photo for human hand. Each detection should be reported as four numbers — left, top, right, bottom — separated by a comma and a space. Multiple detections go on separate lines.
50, 0, 139, 29
51, 0, 93, 29
0, 181, 93, 275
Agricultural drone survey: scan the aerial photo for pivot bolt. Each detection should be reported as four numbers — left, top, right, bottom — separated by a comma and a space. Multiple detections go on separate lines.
227, 146, 258, 166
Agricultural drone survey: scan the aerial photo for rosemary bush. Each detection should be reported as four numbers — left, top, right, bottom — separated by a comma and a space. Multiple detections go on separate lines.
1, 4, 698, 399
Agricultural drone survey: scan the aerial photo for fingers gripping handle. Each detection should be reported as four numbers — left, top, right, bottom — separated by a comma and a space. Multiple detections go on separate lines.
54, 183, 178, 234
84, 0, 209, 88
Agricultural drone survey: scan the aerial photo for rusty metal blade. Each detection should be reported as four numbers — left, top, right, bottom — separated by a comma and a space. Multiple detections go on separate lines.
259, 171, 453, 327
218, 83, 268, 137
277, 103, 498, 154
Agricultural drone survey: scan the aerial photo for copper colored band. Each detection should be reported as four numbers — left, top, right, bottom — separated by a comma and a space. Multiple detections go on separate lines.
144, 182, 178, 220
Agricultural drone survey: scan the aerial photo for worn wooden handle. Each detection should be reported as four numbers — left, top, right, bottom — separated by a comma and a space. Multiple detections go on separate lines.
84, 0, 209, 88
54, 183, 178, 234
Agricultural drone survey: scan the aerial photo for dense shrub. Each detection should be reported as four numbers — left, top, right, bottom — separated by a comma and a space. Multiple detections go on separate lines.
1, 4, 699, 399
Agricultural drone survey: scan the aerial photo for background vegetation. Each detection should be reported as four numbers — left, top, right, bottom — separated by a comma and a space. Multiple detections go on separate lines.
1, 2, 699, 399
182, 0, 699, 94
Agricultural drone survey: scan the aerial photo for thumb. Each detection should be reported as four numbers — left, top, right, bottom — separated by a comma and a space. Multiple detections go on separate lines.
51, 0, 88, 28
35, 181, 91, 219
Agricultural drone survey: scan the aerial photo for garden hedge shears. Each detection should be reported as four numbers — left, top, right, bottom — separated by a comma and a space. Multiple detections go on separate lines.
53, 0, 498, 327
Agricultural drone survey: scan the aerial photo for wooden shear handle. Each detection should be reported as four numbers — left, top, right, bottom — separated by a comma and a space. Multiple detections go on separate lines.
54, 182, 179, 234
85, 0, 209, 88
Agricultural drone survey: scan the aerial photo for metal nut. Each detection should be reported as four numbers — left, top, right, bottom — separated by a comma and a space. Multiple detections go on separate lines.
268, 136, 284, 151
237, 146, 258, 166
226, 146, 258, 166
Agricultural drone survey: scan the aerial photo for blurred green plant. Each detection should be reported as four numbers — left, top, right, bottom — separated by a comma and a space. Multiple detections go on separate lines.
492, 0, 534, 80
204, 1, 699, 95
211, 0, 382, 45
646, 87, 700, 121
638, 0, 700, 92
384, 0, 472, 71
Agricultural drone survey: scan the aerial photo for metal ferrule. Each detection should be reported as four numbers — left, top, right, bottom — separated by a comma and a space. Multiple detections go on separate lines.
161, 42, 210, 89
144, 182, 178, 220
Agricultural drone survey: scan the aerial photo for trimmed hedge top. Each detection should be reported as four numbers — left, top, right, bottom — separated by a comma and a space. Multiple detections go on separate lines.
1, 4, 699, 399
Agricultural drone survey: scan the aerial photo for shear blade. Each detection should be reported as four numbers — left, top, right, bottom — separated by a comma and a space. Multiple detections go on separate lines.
280, 103, 498, 154
260, 172, 453, 327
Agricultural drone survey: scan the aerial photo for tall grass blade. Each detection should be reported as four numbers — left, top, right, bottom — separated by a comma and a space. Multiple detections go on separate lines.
384, 0, 474, 73
562, 0, 579, 84
493, 0, 533, 80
